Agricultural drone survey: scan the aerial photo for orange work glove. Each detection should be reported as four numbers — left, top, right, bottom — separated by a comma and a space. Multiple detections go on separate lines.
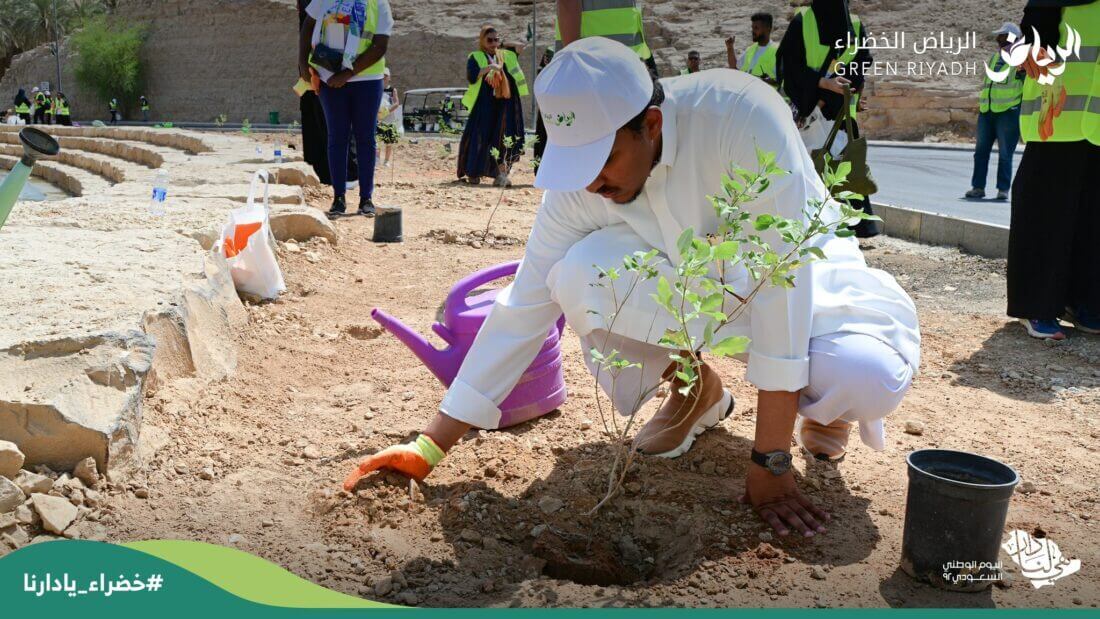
342, 434, 446, 490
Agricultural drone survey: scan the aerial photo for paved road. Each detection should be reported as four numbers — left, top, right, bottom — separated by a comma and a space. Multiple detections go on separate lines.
868, 144, 1022, 228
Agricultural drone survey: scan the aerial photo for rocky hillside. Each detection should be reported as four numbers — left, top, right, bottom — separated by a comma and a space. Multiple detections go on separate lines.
0, 0, 1031, 138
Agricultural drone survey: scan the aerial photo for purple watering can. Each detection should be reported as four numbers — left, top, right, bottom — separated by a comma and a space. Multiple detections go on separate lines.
371, 261, 567, 428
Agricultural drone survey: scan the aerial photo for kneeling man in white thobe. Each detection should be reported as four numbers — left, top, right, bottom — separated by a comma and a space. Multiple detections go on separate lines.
346, 37, 920, 538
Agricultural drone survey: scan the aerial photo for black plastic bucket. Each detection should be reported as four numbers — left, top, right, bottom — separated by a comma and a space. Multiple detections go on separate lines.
372, 205, 403, 243
900, 449, 1019, 591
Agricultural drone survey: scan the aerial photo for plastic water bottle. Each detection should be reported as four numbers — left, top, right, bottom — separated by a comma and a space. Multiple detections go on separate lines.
149, 169, 169, 216
274, 141, 283, 164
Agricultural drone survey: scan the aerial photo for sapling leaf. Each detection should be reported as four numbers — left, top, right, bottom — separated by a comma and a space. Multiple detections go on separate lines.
711, 336, 751, 357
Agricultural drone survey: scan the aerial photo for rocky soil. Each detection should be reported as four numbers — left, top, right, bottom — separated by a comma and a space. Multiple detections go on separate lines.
4, 136, 1096, 609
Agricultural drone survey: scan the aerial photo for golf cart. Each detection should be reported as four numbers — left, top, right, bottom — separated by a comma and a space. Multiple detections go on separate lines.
402, 87, 467, 134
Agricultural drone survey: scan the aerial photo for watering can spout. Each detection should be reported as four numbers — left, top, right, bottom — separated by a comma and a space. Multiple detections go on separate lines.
0, 127, 60, 232
371, 308, 457, 385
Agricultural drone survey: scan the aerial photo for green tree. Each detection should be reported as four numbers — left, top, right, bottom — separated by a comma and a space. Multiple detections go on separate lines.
70, 15, 145, 111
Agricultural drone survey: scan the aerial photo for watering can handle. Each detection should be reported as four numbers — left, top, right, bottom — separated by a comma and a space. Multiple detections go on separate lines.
444, 261, 521, 318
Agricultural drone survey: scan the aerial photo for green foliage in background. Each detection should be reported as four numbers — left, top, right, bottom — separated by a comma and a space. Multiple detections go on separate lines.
71, 16, 145, 107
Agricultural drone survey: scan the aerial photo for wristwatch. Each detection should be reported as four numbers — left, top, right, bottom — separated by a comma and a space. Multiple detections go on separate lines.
750, 448, 793, 476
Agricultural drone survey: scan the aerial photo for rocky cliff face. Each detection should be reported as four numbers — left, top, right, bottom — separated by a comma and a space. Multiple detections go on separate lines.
1, 0, 1028, 136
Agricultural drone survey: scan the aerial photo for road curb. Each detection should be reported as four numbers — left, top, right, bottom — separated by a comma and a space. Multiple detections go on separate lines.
872, 201, 1008, 260
868, 140, 975, 152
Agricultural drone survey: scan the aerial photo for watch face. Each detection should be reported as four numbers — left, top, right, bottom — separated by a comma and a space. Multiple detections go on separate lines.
765, 452, 792, 474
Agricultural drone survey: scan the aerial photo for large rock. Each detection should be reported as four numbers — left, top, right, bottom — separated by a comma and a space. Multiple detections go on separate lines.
0, 440, 24, 479
30, 494, 78, 535
0, 477, 25, 513
269, 208, 338, 246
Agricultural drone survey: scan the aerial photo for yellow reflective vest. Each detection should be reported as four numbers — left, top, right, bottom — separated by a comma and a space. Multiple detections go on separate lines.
462, 49, 529, 113
1019, 0, 1099, 144
979, 52, 1024, 113
554, 0, 652, 60
309, 0, 386, 78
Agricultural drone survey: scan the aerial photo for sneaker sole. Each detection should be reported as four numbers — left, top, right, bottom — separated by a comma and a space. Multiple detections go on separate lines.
639, 390, 734, 460
1062, 310, 1100, 335
1019, 318, 1067, 340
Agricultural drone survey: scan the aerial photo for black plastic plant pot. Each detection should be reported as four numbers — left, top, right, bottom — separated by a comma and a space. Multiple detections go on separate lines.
372, 205, 403, 243
900, 449, 1019, 592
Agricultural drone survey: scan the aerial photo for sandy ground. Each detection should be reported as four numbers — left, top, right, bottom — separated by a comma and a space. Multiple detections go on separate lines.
92, 137, 1099, 608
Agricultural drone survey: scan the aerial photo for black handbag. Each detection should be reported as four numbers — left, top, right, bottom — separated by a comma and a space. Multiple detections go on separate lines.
310, 43, 345, 74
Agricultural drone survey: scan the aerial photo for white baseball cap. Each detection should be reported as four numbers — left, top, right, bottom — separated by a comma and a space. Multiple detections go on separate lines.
533, 37, 654, 192
992, 22, 1022, 38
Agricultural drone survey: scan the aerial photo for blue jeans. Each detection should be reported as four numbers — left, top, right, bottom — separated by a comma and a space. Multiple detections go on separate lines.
319, 79, 383, 200
971, 107, 1020, 192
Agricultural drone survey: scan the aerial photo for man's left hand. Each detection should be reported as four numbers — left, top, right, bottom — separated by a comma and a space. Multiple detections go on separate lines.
740, 465, 829, 537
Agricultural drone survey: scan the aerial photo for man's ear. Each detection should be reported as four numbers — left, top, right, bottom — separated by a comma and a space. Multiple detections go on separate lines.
645, 107, 663, 142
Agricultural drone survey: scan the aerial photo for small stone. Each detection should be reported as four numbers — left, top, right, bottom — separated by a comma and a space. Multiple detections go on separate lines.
373, 576, 394, 597
459, 528, 482, 543
14, 503, 36, 525
226, 534, 244, 545
758, 531, 773, 542
700, 461, 717, 475
199, 468, 215, 481
0, 441, 24, 479
811, 565, 827, 580
302, 445, 323, 459
261, 519, 275, 528
133, 487, 149, 499
878, 508, 891, 516
402, 391, 415, 401
538, 496, 564, 514
284, 241, 301, 253
72, 457, 100, 487
13, 470, 52, 495
397, 591, 418, 605
31, 493, 78, 534
530, 524, 548, 538
756, 543, 780, 559
904, 420, 924, 436
0, 512, 15, 529
625, 482, 642, 493
1017, 481, 1037, 494
579, 419, 592, 431
469, 240, 482, 249
0, 477, 25, 513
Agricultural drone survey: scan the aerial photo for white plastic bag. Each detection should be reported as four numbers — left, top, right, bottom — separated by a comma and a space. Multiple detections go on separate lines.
216, 169, 286, 300
799, 107, 848, 158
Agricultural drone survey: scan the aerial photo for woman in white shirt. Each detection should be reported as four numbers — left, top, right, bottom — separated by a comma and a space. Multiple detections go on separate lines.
298, 0, 393, 219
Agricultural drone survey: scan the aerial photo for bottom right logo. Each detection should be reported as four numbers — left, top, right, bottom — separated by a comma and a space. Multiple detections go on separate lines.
1002, 529, 1082, 589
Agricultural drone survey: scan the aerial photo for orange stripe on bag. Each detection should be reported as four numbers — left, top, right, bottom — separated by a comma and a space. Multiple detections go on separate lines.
223, 221, 262, 258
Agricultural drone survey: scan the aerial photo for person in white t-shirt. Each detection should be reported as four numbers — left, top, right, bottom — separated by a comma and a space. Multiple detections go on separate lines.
376, 68, 403, 168
298, 0, 393, 219
344, 38, 921, 539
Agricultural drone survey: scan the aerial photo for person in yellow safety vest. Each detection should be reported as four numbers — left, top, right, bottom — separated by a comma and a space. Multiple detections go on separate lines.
679, 50, 701, 75
55, 92, 72, 126
964, 23, 1025, 201
43, 90, 54, 125
456, 25, 527, 187
1007, 0, 1100, 341
778, 0, 877, 238
108, 97, 120, 124
727, 12, 779, 86
32, 88, 47, 124
140, 95, 151, 122
556, 0, 658, 78
13, 89, 31, 124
